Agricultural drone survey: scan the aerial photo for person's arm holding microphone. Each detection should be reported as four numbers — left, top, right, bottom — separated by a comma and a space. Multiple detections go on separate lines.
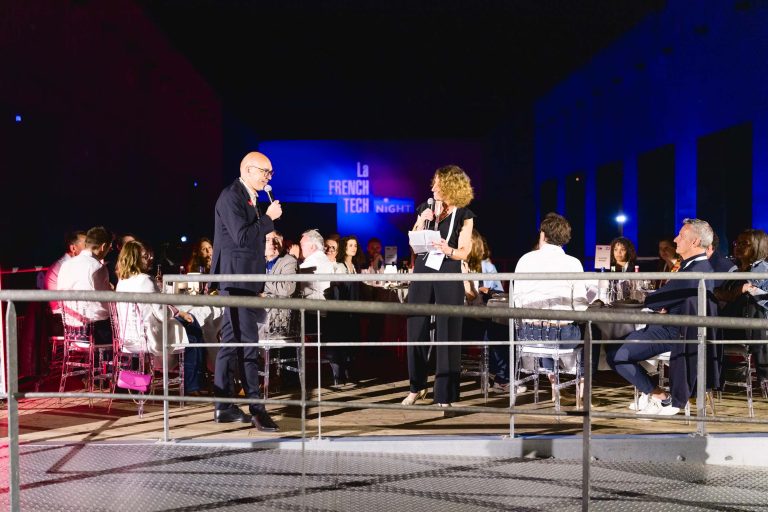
413, 199, 435, 231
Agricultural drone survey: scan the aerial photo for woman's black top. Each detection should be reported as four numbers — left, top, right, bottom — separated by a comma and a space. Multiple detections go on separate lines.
413, 201, 475, 274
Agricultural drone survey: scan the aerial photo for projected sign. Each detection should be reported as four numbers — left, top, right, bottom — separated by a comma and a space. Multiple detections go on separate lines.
328, 162, 413, 215
259, 140, 484, 260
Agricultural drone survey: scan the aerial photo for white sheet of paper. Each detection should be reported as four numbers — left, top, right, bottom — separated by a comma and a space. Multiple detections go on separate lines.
594, 244, 611, 270
384, 245, 398, 264
425, 251, 445, 270
408, 230, 441, 254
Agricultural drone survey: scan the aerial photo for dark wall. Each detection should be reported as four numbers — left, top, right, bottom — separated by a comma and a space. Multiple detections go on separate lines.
565, 172, 586, 259
637, 144, 676, 255
595, 161, 623, 245
697, 122, 753, 250
0, 1, 223, 267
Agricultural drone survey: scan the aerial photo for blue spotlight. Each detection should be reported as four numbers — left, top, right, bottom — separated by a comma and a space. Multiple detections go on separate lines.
180, 236, 188, 243
15, 114, 22, 123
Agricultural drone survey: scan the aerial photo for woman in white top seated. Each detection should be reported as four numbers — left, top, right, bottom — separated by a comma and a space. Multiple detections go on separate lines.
115, 240, 192, 356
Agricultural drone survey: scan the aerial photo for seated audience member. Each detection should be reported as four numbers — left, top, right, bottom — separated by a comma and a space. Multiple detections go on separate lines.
298, 229, 335, 383
657, 237, 679, 272
187, 237, 213, 274
179, 237, 216, 394
57, 226, 114, 345
513, 213, 589, 390
654, 237, 680, 288
259, 230, 299, 340
107, 233, 136, 287
326, 235, 364, 386
324, 237, 345, 272
115, 240, 193, 356
610, 236, 637, 272
284, 238, 302, 262
470, 233, 513, 393
715, 228, 768, 384
298, 229, 334, 299
365, 237, 384, 271
707, 232, 737, 274
339, 235, 366, 273
480, 234, 505, 296
607, 218, 718, 416
45, 230, 86, 325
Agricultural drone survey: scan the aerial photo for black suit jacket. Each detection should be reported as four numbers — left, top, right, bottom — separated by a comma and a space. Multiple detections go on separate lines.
211, 179, 274, 294
649, 254, 721, 407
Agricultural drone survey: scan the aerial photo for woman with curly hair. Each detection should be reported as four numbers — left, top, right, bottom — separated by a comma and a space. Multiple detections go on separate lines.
402, 165, 475, 411
609, 236, 637, 272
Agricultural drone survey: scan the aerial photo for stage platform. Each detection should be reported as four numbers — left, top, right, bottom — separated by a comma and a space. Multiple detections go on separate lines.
3, 372, 768, 510
3, 443, 768, 511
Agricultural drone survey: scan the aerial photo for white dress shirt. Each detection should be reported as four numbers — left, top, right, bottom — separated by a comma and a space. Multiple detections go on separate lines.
57, 249, 111, 323
45, 252, 71, 314
299, 250, 334, 300
513, 242, 589, 314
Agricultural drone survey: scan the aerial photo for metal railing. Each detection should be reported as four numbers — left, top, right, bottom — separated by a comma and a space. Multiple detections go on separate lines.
3, 270, 768, 511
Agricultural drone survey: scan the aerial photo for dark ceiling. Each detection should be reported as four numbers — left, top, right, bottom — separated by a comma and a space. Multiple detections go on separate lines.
138, 0, 665, 139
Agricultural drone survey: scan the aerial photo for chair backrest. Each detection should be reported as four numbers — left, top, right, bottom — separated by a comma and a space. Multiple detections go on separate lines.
515, 319, 582, 372
61, 301, 93, 343
109, 301, 149, 354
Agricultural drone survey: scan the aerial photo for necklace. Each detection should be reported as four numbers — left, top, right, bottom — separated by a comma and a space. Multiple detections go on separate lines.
438, 205, 453, 223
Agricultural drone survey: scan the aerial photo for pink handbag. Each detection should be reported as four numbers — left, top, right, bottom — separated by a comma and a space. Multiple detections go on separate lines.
117, 370, 152, 392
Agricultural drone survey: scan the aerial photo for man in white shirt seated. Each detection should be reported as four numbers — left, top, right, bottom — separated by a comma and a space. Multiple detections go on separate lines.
57, 226, 113, 345
298, 229, 334, 299
513, 213, 589, 372
45, 230, 86, 324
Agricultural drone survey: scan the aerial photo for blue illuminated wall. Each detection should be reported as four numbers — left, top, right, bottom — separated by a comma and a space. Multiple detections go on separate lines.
258, 140, 486, 261
535, 0, 768, 259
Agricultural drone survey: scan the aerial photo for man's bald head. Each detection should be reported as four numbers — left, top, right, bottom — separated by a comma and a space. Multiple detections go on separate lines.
239, 151, 274, 192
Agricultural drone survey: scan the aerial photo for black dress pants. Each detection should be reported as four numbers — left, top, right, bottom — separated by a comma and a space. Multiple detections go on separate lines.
407, 263, 464, 404
214, 289, 264, 414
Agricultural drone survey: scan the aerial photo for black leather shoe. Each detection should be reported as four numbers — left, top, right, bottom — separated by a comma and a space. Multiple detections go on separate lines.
251, 409, 279, 432
213, 406, 252, 423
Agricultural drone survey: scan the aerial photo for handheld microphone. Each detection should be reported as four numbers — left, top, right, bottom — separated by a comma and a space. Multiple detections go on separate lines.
264, 184, 275, 204
426, 198, 434, 230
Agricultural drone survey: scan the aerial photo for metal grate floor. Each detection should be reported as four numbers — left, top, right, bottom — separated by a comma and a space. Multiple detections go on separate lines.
4, 443, 768, 511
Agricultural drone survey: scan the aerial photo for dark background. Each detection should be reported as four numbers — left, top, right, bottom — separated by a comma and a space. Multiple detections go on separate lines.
0, 0, 664, 268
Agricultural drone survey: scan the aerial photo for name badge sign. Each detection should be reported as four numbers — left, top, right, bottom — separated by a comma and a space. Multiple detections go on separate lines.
594, 245, 611, 270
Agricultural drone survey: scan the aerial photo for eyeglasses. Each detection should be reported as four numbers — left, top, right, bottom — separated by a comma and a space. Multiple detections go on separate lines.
733, 240, 751, 248
247, 166, 275, 178
324, 245, 337, 253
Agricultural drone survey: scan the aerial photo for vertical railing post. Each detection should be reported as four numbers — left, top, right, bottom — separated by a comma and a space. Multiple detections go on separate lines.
582, 320, 592, 511
162, 280, 171, 442
300, 308, 307, 448
6, 302, 20, 510
315, 310, 323, 440
696, 278, 707, 436
300, 308, 307, 508
508, 279, 515, 437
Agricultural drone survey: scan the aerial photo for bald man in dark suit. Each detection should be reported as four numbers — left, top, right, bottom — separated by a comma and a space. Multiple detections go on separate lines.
211, 151, 283, 431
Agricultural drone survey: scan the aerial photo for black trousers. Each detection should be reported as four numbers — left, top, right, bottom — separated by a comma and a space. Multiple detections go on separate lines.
214, 289, 265, 414
407, 259, 464, 404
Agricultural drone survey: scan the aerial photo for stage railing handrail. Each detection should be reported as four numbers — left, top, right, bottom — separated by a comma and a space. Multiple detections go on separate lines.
3, 270, 767, 510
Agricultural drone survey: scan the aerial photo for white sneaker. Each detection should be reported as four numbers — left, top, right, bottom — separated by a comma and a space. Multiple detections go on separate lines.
490, 382, 528, 394
629, 392, 649, 411
637, 396, 680, 416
